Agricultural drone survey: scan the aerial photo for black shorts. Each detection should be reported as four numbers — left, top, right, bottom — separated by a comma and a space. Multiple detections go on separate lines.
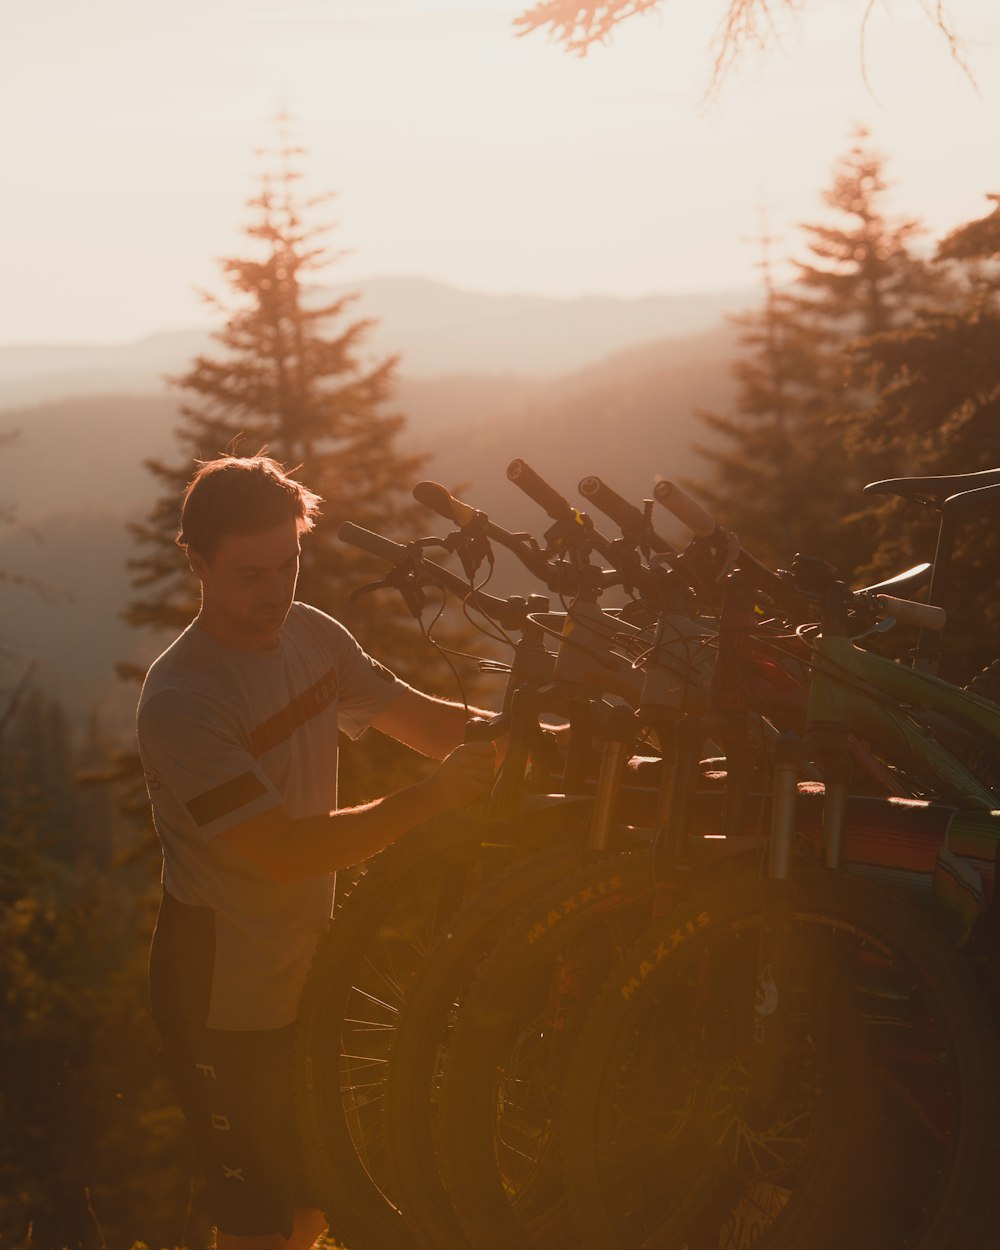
154, 1015, 324, 1237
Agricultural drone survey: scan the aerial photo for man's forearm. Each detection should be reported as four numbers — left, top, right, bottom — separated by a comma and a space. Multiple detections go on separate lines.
372, 687, 498, 760
220, 740, 495, 882
276, 778, 454, 880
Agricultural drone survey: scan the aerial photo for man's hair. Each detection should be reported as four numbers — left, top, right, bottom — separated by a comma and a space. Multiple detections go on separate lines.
176, 455, 323, 558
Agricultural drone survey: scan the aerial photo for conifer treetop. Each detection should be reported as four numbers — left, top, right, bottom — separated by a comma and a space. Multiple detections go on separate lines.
126, 119, 426, 663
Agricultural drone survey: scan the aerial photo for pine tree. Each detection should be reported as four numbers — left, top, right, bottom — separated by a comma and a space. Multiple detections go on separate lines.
693, 130, 943, 578
130, 122, 423, 658
847, 194, 1000, 678
693, 222, 832, 566
127, 119, 480, 802
794, 130, 936, 340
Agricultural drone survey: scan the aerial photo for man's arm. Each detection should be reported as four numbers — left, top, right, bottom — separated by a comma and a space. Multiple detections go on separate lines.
219, 740, 495, 882
372, 687, 496, 760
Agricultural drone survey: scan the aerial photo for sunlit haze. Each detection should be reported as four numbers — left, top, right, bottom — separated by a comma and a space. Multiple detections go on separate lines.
4, 0, 999, 342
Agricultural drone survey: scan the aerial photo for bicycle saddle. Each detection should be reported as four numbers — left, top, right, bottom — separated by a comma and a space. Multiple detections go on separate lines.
863, 467, 1000, 508
943, 481, 1000, 517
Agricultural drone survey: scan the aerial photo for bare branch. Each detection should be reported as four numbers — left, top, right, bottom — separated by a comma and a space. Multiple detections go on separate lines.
514, 0, 974, 95
918, 0, 979, 92
707, 1, 807, 100
513, 0, 663, 55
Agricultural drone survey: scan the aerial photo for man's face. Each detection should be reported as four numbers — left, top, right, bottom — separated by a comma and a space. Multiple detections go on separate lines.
190, 519, 301, 650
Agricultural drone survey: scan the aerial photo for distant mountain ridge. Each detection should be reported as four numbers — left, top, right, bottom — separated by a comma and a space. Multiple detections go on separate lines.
343, 275, 750, 376
0, 323, 739, 526
0, 275, 752, 408
0, 278, 750, 729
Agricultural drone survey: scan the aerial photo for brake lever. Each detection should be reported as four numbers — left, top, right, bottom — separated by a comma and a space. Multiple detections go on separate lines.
442, 518, 495, 582
349, 562, 428, 618
349, 578, 390, 604
851, 616, 897, 643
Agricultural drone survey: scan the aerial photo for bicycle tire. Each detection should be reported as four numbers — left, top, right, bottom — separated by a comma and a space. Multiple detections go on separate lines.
560, 871, 1000, 1250
383, 804, 752, 1247
382, 842, 616, 1250
294, 812, 529, 1250
436, 849, 682, 1250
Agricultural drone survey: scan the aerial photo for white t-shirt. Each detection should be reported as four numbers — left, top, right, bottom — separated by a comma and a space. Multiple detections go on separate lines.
137, 602, 408, 1030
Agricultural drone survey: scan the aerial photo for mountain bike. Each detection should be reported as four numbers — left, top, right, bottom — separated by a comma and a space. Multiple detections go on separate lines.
420, 478, 902, 1250
297, 455, 806, 1250
557, 517, 1000, 1250
434, 474, 1000, 1250
379, 469, 770, 1250
294, 474, 704, 1250
300, 464, 1000, 1250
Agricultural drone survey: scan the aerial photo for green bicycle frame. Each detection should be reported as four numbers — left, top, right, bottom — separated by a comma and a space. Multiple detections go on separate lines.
806, 634, 1000, 810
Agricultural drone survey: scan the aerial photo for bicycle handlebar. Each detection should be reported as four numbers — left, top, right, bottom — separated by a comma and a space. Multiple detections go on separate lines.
412, 480, 620, 599
411, 480, 479, 528
578, 476, 675, 555
338, 521, 408, 564
654, 477, 785, 593
652, 478, 716, 537
338, 521, 518, 622
507, 458, 576, 523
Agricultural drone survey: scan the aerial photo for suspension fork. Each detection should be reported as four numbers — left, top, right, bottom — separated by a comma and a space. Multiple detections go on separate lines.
649, 569, 771, 884
748, 731, 801, 1116
487, 685, 542, 824
562, 697, 599, 795
587, 703, 636, 852
653, 712, 701, 861
428, 685, 549, 937
748, 584, 860, 1109
704, 709, 763, 842
709, 567, 774, 844
804, 725, 853, 869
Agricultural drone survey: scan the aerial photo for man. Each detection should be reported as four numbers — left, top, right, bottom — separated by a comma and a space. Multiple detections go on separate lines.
137, 454, 496, 1250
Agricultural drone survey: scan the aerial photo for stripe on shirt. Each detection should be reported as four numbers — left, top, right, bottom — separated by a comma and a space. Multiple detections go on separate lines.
186, 771, 270, 828
248, 668, 338, 758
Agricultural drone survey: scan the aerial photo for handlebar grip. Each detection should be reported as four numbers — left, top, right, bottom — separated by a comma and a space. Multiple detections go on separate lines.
652, 478, 717, 538
338, 522, 408, 563
578, 475, 641, 530
578, 476, 675, 554
412, 480, 479, 528
416, 477, 593, 595
874, 595, 947, 631
507, 458, 574, 522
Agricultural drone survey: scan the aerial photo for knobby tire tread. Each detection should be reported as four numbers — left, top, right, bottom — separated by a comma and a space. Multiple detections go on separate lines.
293, 813, 513, 1250
559, 871, 1000, 1250
437, 849, 666, 1250
382, 843, 591, 1250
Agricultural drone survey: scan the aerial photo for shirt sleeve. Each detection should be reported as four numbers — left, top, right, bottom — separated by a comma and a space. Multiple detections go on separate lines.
138, 687, 285, 840
323, 615, 411, 740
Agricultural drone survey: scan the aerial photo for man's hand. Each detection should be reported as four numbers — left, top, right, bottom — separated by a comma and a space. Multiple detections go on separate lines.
220, 740, 497, 882
426, 740, 496, 810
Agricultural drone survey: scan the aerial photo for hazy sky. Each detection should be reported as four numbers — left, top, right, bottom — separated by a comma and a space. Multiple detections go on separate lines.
4, 0, 999, 343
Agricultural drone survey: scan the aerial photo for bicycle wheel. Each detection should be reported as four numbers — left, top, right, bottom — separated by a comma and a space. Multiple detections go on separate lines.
294, 812, 526, 1250
436, 848, 678, 1250
383, 841, 602, 1250
561, 871, 1000, 1250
